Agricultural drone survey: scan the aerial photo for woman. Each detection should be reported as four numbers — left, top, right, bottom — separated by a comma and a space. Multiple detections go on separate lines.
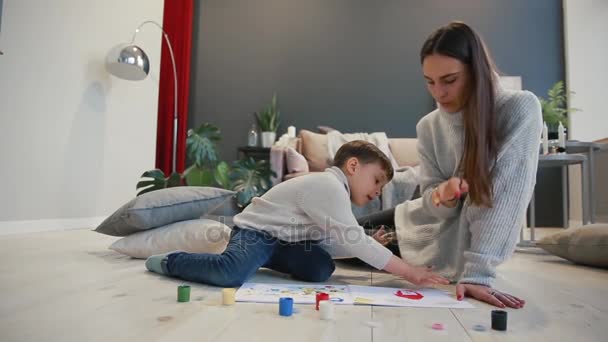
359, 21, 541, 309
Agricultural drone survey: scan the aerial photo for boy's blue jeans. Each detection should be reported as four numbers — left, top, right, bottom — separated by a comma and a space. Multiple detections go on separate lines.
165, 227, 336, 287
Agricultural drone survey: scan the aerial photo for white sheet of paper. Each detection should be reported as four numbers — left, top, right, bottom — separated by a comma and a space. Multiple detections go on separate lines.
235, 283, 473, 309
235, 283, 354, 305
349, 285, 474, 308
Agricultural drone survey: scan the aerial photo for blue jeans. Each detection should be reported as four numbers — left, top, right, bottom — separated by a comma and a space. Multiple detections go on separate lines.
165, 227, 336, 287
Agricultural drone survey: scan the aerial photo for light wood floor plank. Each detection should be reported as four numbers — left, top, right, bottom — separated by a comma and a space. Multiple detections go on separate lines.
1, 229, 607, 341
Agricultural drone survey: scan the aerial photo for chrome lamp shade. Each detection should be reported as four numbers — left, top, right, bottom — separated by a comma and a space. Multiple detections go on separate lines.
105, 44, 150, 81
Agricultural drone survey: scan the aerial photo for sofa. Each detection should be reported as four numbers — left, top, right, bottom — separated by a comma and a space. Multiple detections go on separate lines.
271, 129, 420, 184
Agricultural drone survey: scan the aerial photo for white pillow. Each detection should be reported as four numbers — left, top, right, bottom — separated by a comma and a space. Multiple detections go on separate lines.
286, 147, 310, 173
109, 219, 231, 259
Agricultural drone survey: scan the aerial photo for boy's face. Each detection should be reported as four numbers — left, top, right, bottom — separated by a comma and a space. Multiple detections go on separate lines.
343, 158, 390, 206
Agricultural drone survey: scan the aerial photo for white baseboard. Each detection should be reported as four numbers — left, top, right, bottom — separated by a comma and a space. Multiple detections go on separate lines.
568, 219, 583, 228
595, 215, 608, 224
0, 216, 107, 235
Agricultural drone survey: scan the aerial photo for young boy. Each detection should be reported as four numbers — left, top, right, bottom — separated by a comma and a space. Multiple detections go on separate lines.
145, 141, 448, 287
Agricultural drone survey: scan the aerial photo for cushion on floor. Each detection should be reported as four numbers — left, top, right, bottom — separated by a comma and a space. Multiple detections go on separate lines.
536, 223, 608, 268
109, 218, 231, 259
94, 187, 235, 236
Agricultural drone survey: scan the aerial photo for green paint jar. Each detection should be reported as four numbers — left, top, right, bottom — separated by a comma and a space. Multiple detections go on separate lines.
177, 285, 191, 303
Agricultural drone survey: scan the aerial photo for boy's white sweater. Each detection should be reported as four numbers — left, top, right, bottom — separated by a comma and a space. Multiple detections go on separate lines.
234, 167, 393, 270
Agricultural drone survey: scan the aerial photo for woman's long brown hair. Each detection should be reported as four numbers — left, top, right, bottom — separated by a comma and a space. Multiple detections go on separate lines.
420, 22, 499, 207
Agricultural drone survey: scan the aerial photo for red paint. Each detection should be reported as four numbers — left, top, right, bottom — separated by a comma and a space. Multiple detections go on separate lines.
395, 290, 424, 300
316, 292, 329, 310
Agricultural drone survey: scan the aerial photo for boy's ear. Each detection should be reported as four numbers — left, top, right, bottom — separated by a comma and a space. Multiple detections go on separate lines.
344, 157, 359, 175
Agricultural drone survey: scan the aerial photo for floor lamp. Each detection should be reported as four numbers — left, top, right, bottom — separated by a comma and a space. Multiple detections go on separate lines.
105, 20, 178, 173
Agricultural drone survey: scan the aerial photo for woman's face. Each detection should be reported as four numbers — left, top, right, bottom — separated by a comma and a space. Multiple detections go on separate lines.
422, 54, 470, 113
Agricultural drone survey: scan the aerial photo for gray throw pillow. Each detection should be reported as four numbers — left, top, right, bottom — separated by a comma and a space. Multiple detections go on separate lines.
94, 187, 235, 236
206, 194, 241, 217
536, 224, 608, 268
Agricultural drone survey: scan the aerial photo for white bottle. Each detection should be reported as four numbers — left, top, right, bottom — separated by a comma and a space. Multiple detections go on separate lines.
542, 122, 549, 155
558, 121, 566, 150
287, 125, 296, 138
248, 124, 258, 147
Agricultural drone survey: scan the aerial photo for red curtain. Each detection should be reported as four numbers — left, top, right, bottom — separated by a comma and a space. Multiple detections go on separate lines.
156, 0, 194, 174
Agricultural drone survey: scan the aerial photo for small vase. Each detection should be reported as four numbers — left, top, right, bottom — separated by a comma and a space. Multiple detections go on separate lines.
261, 132, 276, 148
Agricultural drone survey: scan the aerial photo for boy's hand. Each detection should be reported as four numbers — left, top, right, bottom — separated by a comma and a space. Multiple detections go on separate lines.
372, 226, 397, 246
401, 265, 450, 287
383, 256, 449, 287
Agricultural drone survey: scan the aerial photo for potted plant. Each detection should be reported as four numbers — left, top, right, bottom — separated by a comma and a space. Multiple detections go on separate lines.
255, 93, 280, 148
230, 158, 274, 207
135, 122, 275, 207
538, 81, 580, 132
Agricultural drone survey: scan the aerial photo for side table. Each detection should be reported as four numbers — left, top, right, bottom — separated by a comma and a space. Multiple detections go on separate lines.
237, 146, 271, 162
566, 141, 608, 223
519, 153, 589, 247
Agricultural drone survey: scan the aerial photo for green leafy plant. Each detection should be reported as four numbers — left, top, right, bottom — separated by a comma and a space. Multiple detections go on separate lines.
135, 169, 181, 196
230, 158, 275, 207
538, 81, 580, 130
214, 161, 232, 189
186, 123, 221, 167
135, 122, 275, 207
255, 93, 280, 132
136, 123, 226, 195
182, 123, 223, 188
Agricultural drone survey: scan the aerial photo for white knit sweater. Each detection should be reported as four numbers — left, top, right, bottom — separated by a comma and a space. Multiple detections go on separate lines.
395, 87, 542, 286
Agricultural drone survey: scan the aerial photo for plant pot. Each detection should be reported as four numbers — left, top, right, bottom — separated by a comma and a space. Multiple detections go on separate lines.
261, 132, 276, 148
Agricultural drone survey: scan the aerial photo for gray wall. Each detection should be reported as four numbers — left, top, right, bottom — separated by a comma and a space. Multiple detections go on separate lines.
189, 0, 565, 226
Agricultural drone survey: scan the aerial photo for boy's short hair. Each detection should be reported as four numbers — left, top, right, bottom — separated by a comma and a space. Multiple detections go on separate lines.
333, 140, 394, 181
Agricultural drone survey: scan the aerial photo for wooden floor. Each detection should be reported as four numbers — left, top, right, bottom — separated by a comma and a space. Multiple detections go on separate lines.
0, 228, 607, 342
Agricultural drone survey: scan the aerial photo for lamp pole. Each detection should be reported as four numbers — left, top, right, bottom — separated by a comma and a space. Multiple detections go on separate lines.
131, 21, 179, 173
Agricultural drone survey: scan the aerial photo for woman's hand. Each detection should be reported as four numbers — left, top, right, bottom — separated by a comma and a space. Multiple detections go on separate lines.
432, 177, 469, 207
456, 283, 525, 309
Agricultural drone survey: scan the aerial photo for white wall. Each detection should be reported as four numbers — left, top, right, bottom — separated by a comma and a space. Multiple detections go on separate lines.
0, 0, 164, 233
564, 0, 608, 225
564, 0, 608, 141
